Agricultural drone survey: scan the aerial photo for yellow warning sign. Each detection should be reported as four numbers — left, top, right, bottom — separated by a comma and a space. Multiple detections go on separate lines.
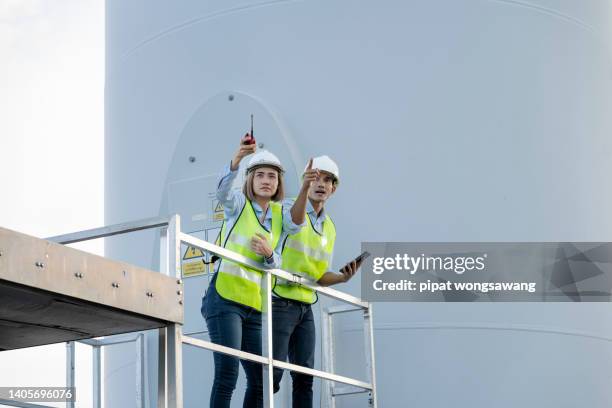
182, 260, 206, 277
183, 246, 204, 260
213, 200, 225, 221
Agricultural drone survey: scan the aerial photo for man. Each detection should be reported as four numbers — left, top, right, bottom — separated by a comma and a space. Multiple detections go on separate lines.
272, 155, 362, 408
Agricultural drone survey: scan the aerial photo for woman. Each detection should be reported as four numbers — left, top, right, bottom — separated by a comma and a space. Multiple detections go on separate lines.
201, 134, 314, 408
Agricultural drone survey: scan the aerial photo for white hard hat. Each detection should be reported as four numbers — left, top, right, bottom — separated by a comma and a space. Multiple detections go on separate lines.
246, 150, 285, 174
305, 155, 340, 184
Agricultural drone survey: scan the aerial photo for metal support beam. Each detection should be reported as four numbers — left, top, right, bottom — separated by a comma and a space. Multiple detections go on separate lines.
321, 307, 337, 408
166, 325, 183, 408
182, 336, 269, 366
136, 333, 146, 408
142, 334, 150, 408
363, 306, 378, 408
159, 215, 183, 408
333, 386, 369, 397
78, 333, 142, 347
167, 215, 181, 280
66, 341, 75, 408
158, 328, 167, 408
327, 304, 363, 315
158, 220, 169, 408
46, 216, 170, 245
92, 345, 101, 408
182, 335, 372, 390
273, 360, 372, 390
160, 224, 169, 276
262, 271, 274, 408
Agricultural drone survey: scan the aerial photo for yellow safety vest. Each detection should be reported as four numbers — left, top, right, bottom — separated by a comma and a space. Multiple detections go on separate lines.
275, 212, 336, 304
215, 200, 282, 311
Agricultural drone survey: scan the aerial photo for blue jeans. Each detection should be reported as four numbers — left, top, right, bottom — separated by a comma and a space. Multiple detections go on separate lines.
201, 278, 263, 408
272, 298, 316, 408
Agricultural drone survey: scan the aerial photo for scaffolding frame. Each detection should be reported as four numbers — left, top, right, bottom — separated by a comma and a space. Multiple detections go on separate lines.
4, 215, 377, 408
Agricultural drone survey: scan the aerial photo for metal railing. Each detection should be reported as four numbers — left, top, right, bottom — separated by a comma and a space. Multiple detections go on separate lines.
41, 215, 378, 408
321, 303, 377, 407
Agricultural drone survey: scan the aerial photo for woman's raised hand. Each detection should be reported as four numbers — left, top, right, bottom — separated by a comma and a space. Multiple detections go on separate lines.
231, 133, 257, 171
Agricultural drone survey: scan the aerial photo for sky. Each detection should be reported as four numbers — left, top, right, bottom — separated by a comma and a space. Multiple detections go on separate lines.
0, 1, 104, 406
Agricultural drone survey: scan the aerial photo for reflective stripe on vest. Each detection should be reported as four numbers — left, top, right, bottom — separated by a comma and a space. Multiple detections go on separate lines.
283, 239, 332, 264
275, 213, 336, 304
215, 200, 282, 311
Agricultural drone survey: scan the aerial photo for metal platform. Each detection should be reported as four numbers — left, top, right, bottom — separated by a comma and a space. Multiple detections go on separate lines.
0, 226, 183, 351
0, 216, 377, 408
